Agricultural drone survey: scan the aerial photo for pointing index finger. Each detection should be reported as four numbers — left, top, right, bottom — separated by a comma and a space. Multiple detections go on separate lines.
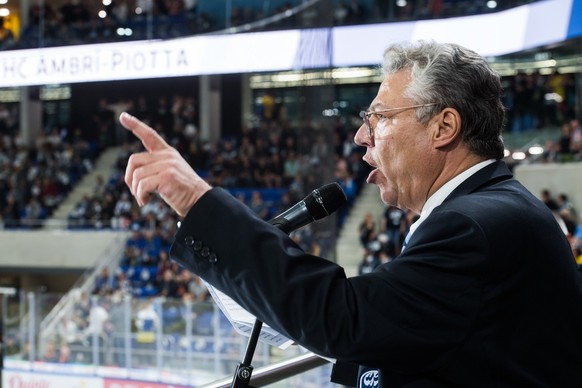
119, 112, 169, 153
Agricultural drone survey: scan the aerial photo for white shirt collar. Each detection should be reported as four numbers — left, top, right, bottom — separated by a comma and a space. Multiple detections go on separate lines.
407, 159, 496, 239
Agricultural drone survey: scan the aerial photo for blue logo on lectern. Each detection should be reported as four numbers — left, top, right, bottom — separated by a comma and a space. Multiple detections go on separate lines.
358, 369, 379, 387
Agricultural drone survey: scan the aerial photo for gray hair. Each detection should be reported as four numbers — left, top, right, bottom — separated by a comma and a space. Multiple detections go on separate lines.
382, 41, 505, 160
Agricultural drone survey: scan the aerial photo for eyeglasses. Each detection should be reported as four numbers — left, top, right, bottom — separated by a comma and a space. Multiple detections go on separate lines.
363, 103, 437, 146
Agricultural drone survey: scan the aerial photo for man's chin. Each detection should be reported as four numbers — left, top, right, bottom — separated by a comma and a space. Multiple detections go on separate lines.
376, 182, 398, 207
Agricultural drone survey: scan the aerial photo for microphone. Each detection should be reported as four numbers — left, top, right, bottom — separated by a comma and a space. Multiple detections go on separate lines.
268, 182, 347, 234
231, 183, 346, 386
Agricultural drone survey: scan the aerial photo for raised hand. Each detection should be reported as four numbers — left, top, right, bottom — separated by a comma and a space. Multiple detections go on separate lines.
119, 112, 211, 217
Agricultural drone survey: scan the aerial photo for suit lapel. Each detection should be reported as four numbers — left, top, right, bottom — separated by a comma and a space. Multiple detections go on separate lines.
443, 160, 514, 203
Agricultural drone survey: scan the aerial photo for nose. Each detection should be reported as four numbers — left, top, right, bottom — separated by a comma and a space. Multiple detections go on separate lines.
354, 122, 371, 148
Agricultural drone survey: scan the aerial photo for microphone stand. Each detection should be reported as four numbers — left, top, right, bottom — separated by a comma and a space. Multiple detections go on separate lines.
231, 319, 263, 387
230, 204, 297, 388
228, 183, 346, 387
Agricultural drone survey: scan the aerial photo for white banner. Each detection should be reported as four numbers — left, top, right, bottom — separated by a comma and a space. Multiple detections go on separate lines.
0, 30, 303, 87
2, 369, 103, 388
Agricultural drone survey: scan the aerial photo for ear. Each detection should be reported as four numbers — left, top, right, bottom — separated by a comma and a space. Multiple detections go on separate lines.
431, 108, 461, 149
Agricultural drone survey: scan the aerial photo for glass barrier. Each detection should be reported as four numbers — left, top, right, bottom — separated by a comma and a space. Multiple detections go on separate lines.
1, 291, 336, 387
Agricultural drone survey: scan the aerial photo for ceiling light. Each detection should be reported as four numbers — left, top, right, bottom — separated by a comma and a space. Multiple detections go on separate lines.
512, 151, 527, 160
486, 1, 497, 9
528, 145, 544, 155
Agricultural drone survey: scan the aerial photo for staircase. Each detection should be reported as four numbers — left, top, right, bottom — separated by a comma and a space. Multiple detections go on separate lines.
336, 184, 385, 277
46, 146, 122, 227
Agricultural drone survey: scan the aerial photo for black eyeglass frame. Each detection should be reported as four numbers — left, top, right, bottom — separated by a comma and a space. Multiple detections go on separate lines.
363, 103, 438, 145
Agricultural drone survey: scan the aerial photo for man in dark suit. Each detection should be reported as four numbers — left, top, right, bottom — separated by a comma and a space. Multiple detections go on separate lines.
120, 40, 582, 387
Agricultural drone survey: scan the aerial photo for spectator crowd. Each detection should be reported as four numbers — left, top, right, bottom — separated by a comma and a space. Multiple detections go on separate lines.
63, 91, 368, 302
0, 105, 98, 229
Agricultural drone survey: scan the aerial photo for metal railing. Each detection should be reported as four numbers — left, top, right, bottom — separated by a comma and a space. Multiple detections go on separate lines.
38, 233, 128, 346
201, 351, 329, 388
2, 291, 338, 387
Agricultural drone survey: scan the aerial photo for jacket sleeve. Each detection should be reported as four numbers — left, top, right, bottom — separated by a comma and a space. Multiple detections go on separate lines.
170, 187, 486, 374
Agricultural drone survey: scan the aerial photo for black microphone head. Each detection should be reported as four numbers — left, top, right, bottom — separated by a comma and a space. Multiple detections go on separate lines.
303, 182, 347, 221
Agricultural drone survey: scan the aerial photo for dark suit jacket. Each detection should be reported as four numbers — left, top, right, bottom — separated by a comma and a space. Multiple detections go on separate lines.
170, 161, 582, 387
